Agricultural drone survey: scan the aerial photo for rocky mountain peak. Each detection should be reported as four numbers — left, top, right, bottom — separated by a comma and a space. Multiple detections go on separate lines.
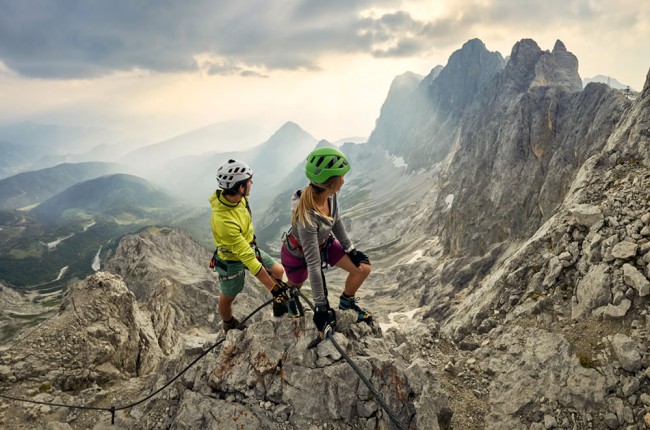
389, 71, 422, 95
0, 272, 166, 394
552, 39, 567, 53
503, 38, 582, 93
429, 38, 505, 113
264, 121, 314, 148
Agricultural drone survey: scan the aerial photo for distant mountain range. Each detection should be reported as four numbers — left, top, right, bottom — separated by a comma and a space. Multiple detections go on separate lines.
0, 122, 140, 179
0, 162, 125, 210
0, 172, 189, 289
583, 74, 632, 90
31, 173, 182, 224
119, 120, 270, 174
145, 121, 318, 208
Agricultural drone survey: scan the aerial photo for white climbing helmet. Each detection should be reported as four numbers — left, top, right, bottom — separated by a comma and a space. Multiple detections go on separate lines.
216, 159, 253, 190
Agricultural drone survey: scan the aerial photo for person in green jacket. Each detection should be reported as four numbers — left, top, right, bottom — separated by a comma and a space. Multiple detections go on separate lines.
210, 159, 291, 333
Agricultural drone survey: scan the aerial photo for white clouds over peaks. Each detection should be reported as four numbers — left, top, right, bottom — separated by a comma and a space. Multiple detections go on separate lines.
0, 0, 647, 143
0, 0, 647, 82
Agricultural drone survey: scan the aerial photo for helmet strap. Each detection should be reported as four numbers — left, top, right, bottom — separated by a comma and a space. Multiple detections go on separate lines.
310, 182, 327, 192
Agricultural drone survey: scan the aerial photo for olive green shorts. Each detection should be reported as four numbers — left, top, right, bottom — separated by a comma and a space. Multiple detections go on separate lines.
214, 249, 277, 298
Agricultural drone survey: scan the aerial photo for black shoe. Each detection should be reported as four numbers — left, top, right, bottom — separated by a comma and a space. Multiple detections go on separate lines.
273, 297, 305, 318
273, 302, 288, 317
223, 317, 247, 333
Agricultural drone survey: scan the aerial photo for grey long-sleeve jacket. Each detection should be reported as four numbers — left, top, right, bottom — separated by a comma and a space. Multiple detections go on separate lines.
286, 190, 353, 306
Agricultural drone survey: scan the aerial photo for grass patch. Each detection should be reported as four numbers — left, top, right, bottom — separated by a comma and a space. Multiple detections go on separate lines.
146, 225, 174, 235
39, 383, 52, 393
528, 292, 546, 301
576, 352, 597, 369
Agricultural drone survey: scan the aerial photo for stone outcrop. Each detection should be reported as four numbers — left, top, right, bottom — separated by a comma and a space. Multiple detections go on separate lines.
175, 315, 452, 430
0, 272, 165, 393
0, 229, 453, 430
103, 227, 226, 332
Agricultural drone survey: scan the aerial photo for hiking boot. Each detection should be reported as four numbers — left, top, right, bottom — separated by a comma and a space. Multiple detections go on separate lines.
339, 295, 373, 324
223, 317, 247, 333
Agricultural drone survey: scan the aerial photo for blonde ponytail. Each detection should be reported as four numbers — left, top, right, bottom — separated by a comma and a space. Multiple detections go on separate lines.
292, 177, 339, 227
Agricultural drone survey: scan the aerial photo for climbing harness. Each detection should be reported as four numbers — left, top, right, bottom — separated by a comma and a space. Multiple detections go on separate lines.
209, 251, 245, 281
282, 228, 335, 272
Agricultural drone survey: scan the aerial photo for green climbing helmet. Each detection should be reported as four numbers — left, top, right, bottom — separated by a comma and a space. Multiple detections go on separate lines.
305, 147, 350, 184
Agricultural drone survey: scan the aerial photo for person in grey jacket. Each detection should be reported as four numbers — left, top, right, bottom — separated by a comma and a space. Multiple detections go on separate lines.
280, 147, 372, 339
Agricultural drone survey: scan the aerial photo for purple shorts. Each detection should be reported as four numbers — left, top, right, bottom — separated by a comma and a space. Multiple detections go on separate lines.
280, 239, 346, 284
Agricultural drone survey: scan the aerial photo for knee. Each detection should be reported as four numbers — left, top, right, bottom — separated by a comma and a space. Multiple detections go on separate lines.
361, 263, 371, 277
354, 263, 371, 279
272, 264, 285, 279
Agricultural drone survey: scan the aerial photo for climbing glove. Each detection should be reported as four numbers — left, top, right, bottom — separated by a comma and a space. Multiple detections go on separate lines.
313, 305, 337, 339
270, 280, 291, 304
346, 248, 370, 267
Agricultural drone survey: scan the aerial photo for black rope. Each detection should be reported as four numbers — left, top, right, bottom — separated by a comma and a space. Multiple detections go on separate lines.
296, 290, 409, 430
114, 299, 271, 411
0, 311, 57, 358
0, 299, 273, 424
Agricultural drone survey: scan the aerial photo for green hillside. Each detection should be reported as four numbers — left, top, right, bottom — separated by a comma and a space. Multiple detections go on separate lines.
0, 174, 197, 289
31, 173, 182, 224
0, 162, 124, 210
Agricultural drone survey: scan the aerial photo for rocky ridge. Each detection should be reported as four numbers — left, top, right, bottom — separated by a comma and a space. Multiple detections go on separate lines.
1, 37, 649, 430
0, 228, 455, 429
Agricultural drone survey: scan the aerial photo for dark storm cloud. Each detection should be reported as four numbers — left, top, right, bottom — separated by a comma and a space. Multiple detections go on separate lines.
0, 0, 608, 79
0, 0, 437, 79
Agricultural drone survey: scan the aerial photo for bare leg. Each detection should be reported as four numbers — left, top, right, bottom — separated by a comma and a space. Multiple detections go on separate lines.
268, 262, 285, 282
334, 254, 371, 296
219, 293, 235, 321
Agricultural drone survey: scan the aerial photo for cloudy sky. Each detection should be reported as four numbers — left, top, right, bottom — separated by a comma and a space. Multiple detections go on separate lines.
0, 0, 648, 148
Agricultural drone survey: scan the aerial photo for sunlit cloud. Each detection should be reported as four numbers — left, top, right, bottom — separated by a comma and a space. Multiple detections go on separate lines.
0, 0, 647, 143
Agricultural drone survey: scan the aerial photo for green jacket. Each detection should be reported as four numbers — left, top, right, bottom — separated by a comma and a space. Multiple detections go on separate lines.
209, 190, 262, 275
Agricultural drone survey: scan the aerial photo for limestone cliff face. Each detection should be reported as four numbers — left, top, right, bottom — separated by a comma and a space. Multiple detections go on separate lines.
369, 39, 506, 171
365, 38, 605, 256
430, 40, 629, 255
361, 63, 649, 429
103, 227, 226, 332
0, 272, 165, 394
329, 39, 650, 429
